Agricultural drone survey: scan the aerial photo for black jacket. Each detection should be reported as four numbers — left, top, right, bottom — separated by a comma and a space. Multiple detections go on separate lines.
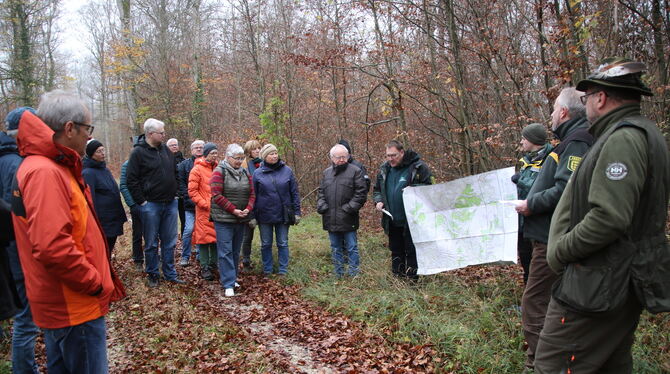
126, 134, 178, 204
177, 156, 198, 211
82, 157, 128, 237
373, 150, 432, 234
523, 117, 593, 243
317, 163, 368, 232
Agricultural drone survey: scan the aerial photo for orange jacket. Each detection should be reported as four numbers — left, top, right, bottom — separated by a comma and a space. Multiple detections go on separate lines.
11, 111, 125, 329
188, 157, 216, 244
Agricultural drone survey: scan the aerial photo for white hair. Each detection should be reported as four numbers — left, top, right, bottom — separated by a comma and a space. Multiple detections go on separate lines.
329, 144, 349, 158
191, 139, 205, 149
556, 87, 586, 119
225, 143, 244, 157
143, 118, 165, 134
166, 138, 178, 146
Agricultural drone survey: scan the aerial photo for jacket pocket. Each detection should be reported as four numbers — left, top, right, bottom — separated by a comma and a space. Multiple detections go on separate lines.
630, 235, 670, 313
553, 241, 633, 313
553, 263, 612, 313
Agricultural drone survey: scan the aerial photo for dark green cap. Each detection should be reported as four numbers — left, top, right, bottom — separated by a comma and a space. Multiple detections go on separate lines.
576, 57, 653, 96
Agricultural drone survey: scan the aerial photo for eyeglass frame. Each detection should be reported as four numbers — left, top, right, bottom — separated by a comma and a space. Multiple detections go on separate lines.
579, 90, 603, 105
73, 122, 95, 135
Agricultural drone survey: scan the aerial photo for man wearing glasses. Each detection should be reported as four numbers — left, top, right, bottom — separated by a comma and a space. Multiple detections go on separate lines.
317, 144, 368, 277
514, 87, 593, 371
11, 90, 125, 373
126, 118, 185, 287
535, 58, 670, 372
373, 140, 432, 280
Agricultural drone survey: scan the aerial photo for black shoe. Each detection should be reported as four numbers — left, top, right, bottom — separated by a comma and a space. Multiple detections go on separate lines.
167, 278, 186, 284
147, 275, 159, 288
201, 268, 214, 281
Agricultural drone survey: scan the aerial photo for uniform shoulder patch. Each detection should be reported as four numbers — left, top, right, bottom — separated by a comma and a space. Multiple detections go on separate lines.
567, 155, 582, 172
605, 162, 628, 180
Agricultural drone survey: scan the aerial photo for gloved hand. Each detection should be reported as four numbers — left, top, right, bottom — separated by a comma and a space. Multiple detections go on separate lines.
294, 215, 301, 225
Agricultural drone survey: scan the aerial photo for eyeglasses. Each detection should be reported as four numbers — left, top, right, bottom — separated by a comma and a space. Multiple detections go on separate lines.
386, 153, 400, 158
152, 131, 166, 136
73, 122, 95, 136
331, 155, 348, 160
580, 91, 602, 105
231, 156, 245, 161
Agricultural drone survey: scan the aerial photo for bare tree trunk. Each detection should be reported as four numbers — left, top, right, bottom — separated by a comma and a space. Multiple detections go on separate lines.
369, 0, 409, 146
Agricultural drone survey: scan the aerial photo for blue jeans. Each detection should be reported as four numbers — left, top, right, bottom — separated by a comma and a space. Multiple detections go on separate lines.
214, 222, 245, 288
328, 231, 360, 277
180, 210, 195, 260
5, 241, 39, 373
141, 200, 178, 280
43, 316, 108, 374
258, 223, 290, 275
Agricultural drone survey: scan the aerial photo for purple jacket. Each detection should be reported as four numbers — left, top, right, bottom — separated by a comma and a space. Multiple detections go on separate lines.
252, 160, 300, 224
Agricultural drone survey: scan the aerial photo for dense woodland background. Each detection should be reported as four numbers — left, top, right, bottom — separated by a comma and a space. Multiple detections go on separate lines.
1, 0, 669, 202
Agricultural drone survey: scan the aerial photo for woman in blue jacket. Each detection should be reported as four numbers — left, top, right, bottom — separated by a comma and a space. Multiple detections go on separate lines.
82, 140, 127, 256
253, 144, 300, 275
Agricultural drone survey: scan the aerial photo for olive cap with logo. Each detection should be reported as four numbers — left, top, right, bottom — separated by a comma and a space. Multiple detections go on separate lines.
576, 57, 653, 96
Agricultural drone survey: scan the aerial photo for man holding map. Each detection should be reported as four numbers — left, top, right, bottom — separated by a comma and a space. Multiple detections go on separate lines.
374, 140, 432, 280
515, 87, 594, 371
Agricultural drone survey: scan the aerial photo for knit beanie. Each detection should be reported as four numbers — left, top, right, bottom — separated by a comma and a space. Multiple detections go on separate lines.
203, 142, 218, 157
5, 107, 36, 131
86, 139, 103, 158
521, 123, 547, 146
260, 144, 278, 161
338, 139, 352, 154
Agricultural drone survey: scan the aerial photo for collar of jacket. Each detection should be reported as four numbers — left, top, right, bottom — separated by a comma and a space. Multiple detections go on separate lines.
83, 157, 106, 169
552, 116, 588, 141
588, 103, 642, 139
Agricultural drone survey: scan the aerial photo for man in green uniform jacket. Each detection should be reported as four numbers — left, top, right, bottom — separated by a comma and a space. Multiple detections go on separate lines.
535, 58, 670, 373
373, 140, 432, 280
515, 87, 594, 371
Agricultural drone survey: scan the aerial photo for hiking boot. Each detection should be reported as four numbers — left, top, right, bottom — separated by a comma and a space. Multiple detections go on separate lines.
179, 258, 189, 267
241, 262, 254, 272
167, 278, 186, 284
224, 288, 235, 297
202, 268, 214, 281
147, 274, 159, 288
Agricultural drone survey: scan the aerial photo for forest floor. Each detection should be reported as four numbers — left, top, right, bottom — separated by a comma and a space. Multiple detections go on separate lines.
1, 213, 669, 373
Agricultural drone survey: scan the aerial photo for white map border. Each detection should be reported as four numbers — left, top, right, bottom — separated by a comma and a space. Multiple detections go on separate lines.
402, 167, 518, 275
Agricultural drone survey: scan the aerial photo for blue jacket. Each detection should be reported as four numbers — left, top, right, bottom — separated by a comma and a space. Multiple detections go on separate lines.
0, 132, 21, 202
253, 160, 301, 224
119, 160, 135, 207
82, 157, 127, 237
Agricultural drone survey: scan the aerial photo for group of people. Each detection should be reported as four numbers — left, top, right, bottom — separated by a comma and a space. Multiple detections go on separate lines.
0, 57, 668, 373
511, 58, 669, 373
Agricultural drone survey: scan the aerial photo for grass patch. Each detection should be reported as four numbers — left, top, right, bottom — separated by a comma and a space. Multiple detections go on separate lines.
282, 214, 670, 373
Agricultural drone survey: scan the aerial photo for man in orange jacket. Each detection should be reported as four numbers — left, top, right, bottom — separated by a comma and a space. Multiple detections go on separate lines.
11, 90, 125, 374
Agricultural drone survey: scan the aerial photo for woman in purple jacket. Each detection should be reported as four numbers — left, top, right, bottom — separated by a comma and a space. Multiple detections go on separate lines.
253, 144, 301, 276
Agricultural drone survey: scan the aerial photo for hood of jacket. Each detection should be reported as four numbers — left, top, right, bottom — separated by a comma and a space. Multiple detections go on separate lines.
194, 156, 216, 170
16, 111, 82, 172
0, 132, 18, 157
